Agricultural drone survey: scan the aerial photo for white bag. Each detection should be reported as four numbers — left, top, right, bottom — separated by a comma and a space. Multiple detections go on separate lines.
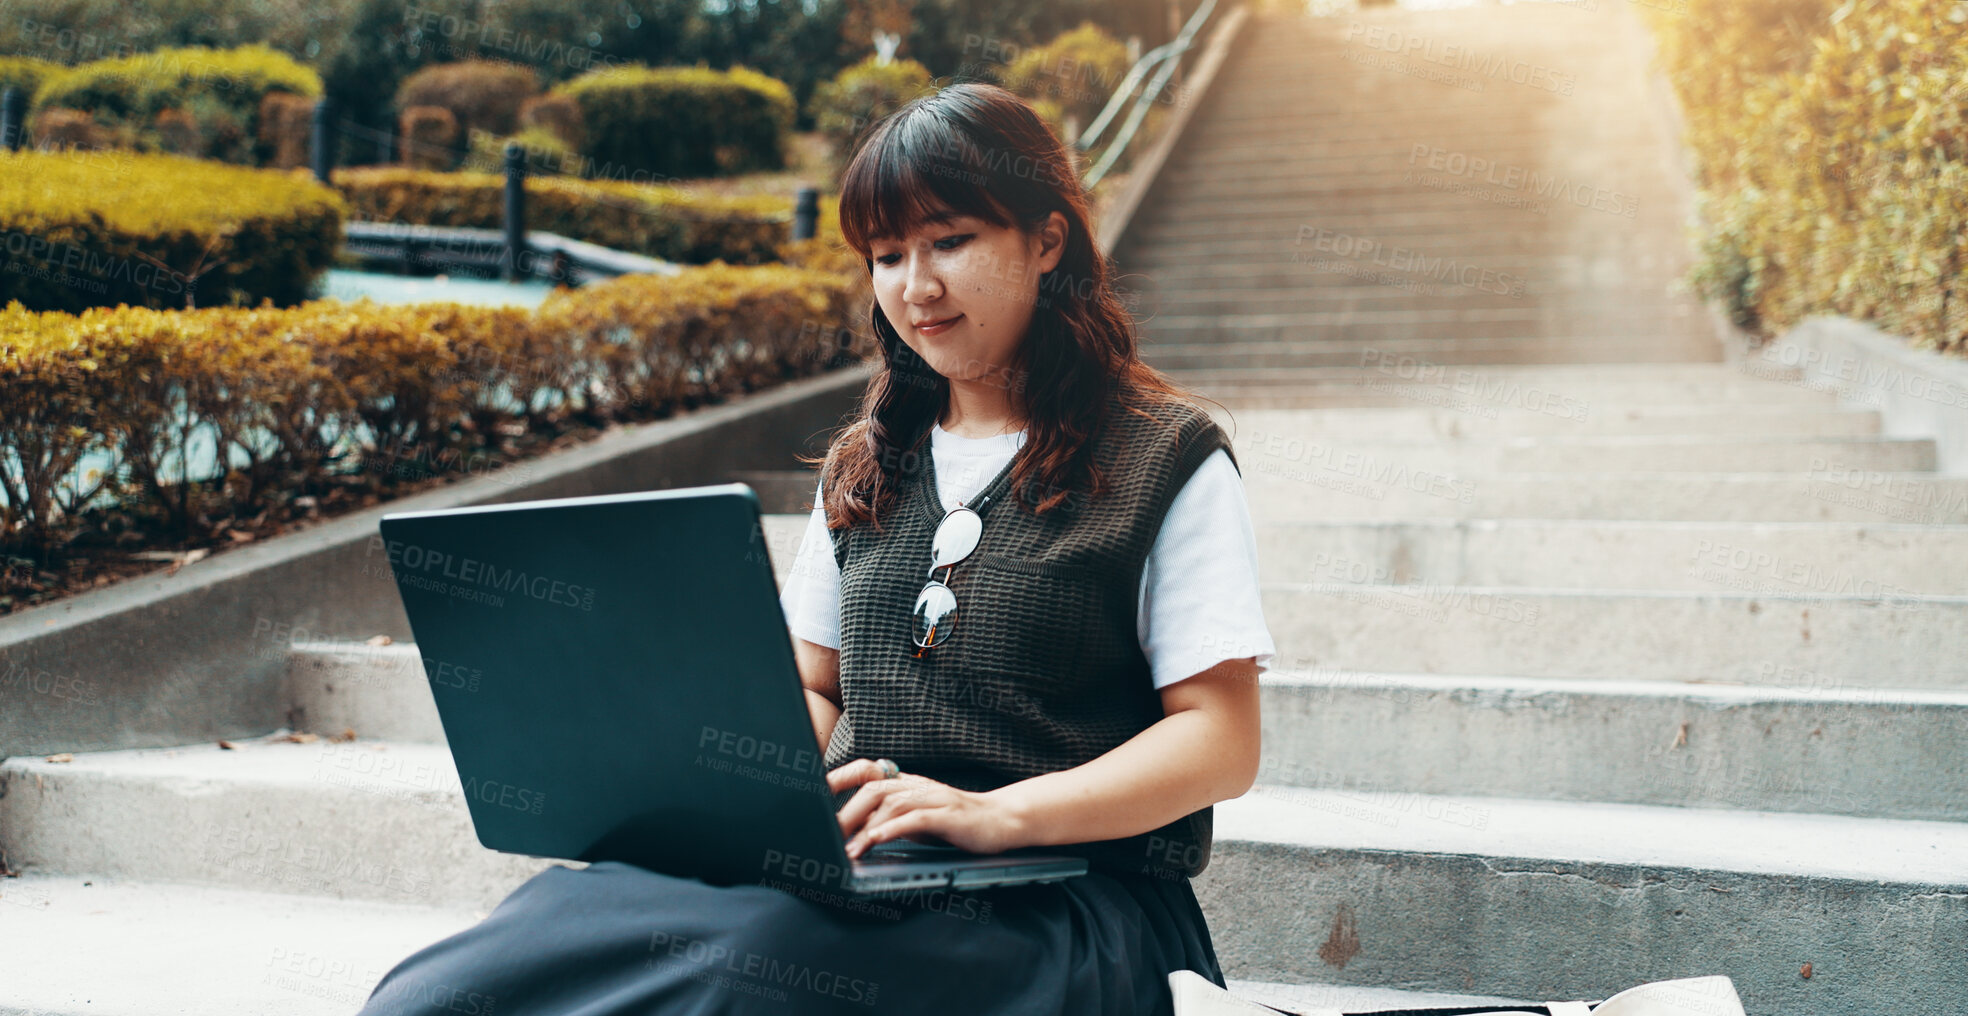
1168, 970, 1747, 1016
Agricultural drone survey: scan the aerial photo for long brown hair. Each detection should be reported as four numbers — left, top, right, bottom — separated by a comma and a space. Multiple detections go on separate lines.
805, 81, 1221, 532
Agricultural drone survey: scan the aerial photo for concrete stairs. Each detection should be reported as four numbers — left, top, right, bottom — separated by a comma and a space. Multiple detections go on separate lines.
1110, 0, 1719, 370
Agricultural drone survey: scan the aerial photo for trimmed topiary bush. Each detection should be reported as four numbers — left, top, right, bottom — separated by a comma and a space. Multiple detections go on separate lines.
552, 63, 794, 180
28, 44, 322, 165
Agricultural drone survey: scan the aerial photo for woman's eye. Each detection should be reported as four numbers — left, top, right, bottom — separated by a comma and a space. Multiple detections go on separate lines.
873, 235, 972, 266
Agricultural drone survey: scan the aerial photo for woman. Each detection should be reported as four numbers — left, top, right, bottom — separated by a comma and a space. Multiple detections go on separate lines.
357, 81, 1276, 1016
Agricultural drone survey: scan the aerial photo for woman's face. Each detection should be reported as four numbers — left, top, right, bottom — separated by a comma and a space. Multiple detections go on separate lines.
869, 207, 1068, 395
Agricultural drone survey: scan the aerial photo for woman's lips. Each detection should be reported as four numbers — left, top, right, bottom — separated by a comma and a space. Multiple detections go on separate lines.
916, 314, 962, 336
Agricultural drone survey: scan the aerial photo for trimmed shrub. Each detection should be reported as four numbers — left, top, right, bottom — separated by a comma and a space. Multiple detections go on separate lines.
0, 257, 870, 559
0, 148, 345, 314
395, 60, 542, 142
29, 44, 322, 165
28, 107, 115, 151
519, 92, 585, 151
400, 105, 462, 171
553, 63, 794, 179
807, 56, 936, 177
331, 166, 798, 265
997, 22, 1133, 134
461, 126, 577, 177
258, 90, 317, 170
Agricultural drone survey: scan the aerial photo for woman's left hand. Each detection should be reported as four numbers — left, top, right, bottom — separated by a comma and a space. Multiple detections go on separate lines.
829, 759, 1029, 859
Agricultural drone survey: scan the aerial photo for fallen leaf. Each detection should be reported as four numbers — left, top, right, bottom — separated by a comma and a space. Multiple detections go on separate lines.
330, 727, 358, 743
226, 529, 255, 544
43, 753, 72, 763
1801, 963, 1812, 979
366, 634, 394, 646
277, 732, 320, 744
217, 740, 236, 750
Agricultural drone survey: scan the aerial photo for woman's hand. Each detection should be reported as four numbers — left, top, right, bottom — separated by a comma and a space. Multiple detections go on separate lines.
828, 759, 1029, 859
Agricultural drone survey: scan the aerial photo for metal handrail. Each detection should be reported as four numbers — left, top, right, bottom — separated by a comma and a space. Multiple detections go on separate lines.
1073, 0, 1220, 187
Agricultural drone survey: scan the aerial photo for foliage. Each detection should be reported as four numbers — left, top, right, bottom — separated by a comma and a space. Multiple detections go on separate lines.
553, 62, 794, 179
806, 55, 936, 181
28, 44, 323, 165
996, 21, 1132, 134
330, 165, 811, 265
0, 255, 871, 558
1649, 0, 1967, 352
0, 148, 345, 314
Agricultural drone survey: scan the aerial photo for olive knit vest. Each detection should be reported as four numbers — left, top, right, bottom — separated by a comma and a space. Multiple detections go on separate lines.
823, 396, 1237, 879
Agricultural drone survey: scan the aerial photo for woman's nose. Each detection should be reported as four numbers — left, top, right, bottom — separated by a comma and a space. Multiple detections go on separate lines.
902, 252, 943, 303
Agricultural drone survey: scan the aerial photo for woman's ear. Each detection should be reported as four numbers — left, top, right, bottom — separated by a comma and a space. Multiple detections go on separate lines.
1035, 210, 1069, 275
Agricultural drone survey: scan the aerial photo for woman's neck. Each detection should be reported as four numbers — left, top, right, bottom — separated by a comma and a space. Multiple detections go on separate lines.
940, 383, 1027, 439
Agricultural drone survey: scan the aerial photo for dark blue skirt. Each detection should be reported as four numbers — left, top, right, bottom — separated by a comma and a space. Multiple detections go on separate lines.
356, 859, 1226, 1015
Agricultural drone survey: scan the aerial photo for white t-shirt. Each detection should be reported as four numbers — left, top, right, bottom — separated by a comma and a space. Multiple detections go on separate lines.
778, 421, 1276, 691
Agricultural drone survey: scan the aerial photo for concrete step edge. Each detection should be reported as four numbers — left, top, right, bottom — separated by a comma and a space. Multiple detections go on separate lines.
1215, 786, 1968, 886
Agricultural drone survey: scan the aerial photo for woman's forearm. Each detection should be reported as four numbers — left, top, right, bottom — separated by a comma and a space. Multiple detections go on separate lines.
985, 700, 1259, 851
804, 687, 841, 753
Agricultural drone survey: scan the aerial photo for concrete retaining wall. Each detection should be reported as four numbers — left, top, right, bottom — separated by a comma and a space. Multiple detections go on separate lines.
1749, 315, 1968, 474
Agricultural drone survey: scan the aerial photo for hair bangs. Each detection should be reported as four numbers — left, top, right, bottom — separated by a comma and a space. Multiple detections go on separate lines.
838, 102, 1015, 258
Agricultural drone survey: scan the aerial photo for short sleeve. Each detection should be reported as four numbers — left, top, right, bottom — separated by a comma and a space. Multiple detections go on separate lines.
778, 476, 843, 650
1137, 448, 1276, 690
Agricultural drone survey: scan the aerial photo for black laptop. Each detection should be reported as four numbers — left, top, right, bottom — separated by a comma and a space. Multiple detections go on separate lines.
376, 482, 1088, 897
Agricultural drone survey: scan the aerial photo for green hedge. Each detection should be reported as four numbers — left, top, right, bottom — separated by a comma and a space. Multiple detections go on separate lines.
1649, 0, 1967, 354
331, 165, 826, 265
0, 257, 873, 558
553, 64, 794, 180
0, 148, 345, 313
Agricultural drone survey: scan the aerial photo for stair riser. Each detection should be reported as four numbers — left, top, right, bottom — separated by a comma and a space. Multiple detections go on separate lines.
1246, 519, 1962, 594
1207, 407, 1879, 439
0, 748, 551, 909
1258, 679, 1968, 819
286, 645, 447, 745
1242, 473, 1968, 523
1233, 436, 1935, 473
1182, 380, 1832, 408
1264, 586, 1968, 688
1143, 343, 1720, 369
1194, 848, 1963, 1016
